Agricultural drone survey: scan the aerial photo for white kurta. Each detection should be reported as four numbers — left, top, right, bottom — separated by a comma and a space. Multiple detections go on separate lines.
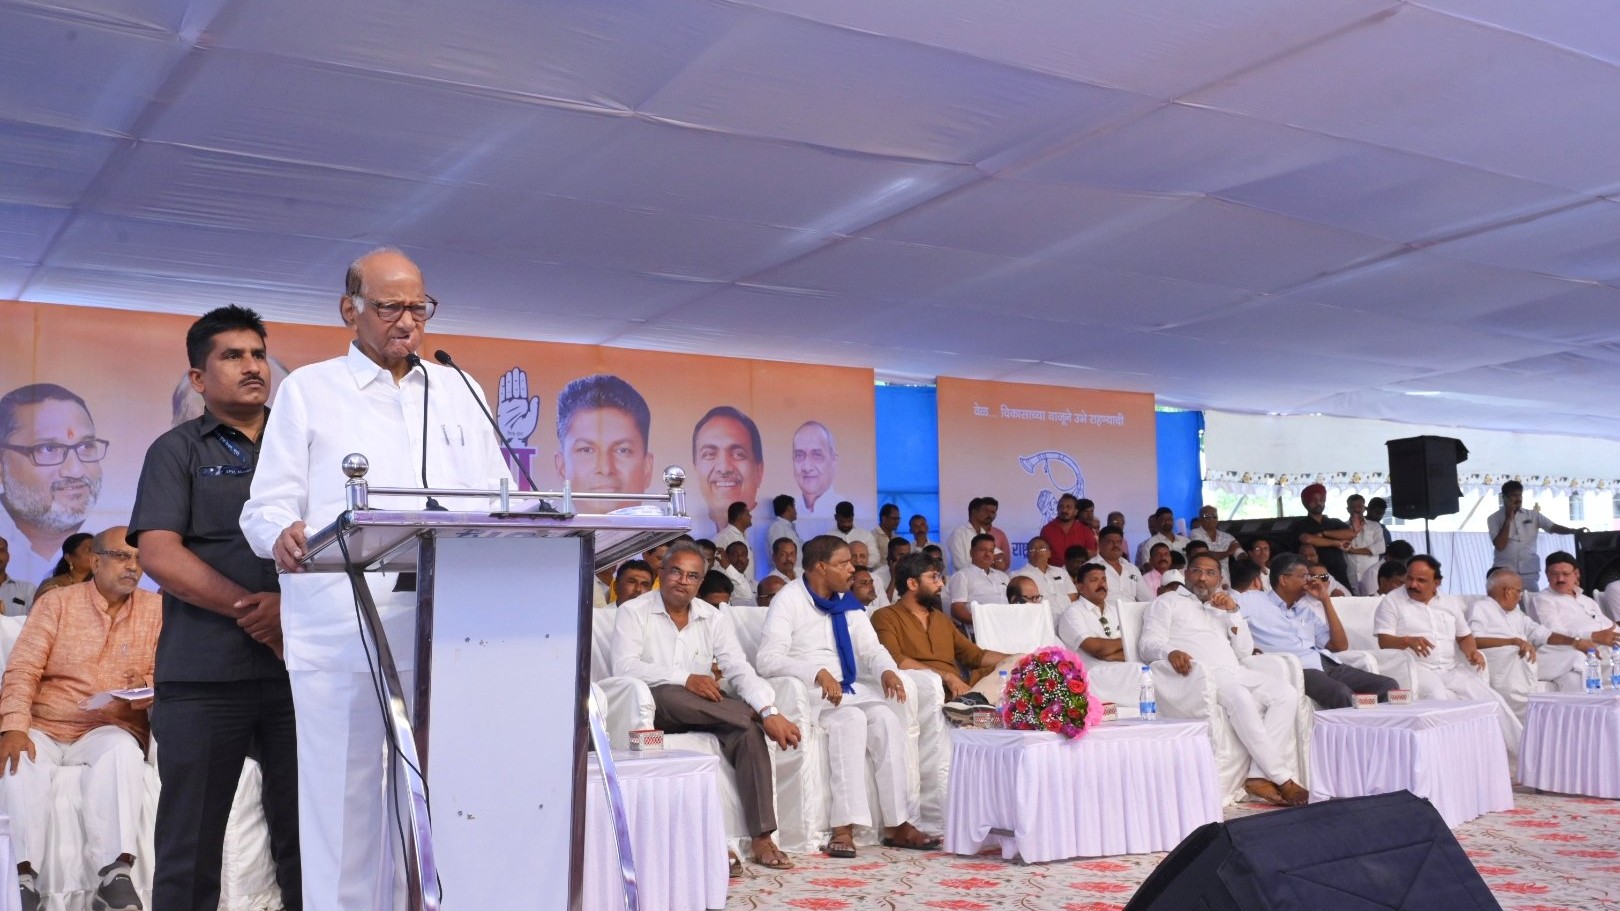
1466, 597, 1583, 693
1532, 590, 1617, 640
1086, 557, 1154, 605
240, 343, 514, 911
1138, 591, 1299, 783
1343, 521, 1386, 595
712, 524, 753, 581
1011, 562, 1078, 622
946, 566, 1011, 610
755, 579, 911, 829
945, 524, 978, 575
722, 563, 758, 607
1373, 589, 1522, 759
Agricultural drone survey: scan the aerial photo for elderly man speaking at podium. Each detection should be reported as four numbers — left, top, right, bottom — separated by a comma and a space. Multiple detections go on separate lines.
240, 247, 514, 911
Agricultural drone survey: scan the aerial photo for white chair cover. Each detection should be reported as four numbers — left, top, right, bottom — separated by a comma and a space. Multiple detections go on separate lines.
968, 602, 1057, 654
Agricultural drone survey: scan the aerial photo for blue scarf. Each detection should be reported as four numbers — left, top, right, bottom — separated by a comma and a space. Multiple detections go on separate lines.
808, 586, 865, 694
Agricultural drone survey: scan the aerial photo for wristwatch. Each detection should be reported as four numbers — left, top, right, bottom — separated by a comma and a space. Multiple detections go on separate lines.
759, 706, 781, 721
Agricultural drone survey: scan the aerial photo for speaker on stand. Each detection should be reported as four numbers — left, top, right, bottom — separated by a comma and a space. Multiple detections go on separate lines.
1386, 436, 1469, 554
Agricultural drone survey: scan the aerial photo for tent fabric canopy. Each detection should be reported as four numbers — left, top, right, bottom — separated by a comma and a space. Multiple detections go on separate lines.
5, 0, 1620, 436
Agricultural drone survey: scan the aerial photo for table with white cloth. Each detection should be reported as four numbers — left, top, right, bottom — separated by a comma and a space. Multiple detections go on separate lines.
1520, 691, 1620, 798
945, 720, 1222, 863
584, 750, 728, 911
1310, 700, 1514, 828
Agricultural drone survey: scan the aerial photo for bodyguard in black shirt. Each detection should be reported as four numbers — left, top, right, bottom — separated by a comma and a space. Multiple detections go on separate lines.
1291, 482, 1356, 590
128, 307, 300, 910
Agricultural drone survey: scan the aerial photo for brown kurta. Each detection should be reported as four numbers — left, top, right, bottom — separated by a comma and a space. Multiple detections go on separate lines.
870, 603, 991, 684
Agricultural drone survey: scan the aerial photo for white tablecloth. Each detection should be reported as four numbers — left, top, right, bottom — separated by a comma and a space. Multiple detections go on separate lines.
945, 719, 1221, 863
1310, 700, 1513, 827
1521, 692, 1620, 798
585, 750, 728, 911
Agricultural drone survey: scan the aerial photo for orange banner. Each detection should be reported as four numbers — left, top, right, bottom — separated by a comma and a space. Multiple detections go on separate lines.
936, 377, 1157, 565
0, 301, 874, 585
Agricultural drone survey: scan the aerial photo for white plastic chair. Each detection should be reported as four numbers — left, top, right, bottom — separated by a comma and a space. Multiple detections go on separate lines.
967, 602, 1056, 654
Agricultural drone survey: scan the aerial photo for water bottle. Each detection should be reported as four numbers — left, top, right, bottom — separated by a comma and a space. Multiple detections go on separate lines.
997, 670, 1009, 706
1609, 652, 1620, 690
1586, 650, 1601, 693
1138, 665, 1158, 721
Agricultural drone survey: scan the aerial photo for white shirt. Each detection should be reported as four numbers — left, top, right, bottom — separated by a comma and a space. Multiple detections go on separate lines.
0, 576, 36, 617
1602, 581, 1620, 624
1139, 590, 1254, 669
610, 590, 775, 711
836, 526, 880, 567
764, 568, 795, 586
1467, 597, 1551, 647
712, 524, 753, 579
871, 564, 892, 598
1343, 521, 1386, 595
1135, 532, 1189, 566
755, 578, 897, 692
946, 565, 1010, 608
722, 563, 757, 607
1086, 556, 1154, 605
242, 344, 514, 671
0, 511, 61, 593
1011, 562, 1077, 621
1486, 507, 1557, 577
871, 528, 894, 566
1056, 598, 1121, 653
946, 524, 979, 575
1532, 590, 1615, 639
1358, 562, 1384, 599
1373, 589, 1471, 671
764, 517, 801, 570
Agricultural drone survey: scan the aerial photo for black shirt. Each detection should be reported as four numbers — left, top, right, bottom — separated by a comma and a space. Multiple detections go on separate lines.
1290, 515, 1353, 589
128, 410, 285, 683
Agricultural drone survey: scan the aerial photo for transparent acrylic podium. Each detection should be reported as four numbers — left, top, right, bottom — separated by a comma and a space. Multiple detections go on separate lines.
298, 457, 691, 911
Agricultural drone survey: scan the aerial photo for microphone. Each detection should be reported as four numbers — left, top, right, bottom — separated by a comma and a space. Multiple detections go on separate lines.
433, 349, 554, 513
405, 354, 445, 511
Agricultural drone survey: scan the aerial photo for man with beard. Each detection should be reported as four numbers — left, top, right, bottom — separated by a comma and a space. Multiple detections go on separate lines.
1292, 484, 1355, 590
756, 536, 938, 858
0, 384, 107, 586
1139, 553, 1307, 807
872, 553, 1012, 702
0, 527, 159, 911
1039, 494, 1096, 567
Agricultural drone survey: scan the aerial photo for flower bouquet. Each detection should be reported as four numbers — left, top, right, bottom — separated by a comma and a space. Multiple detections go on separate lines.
997, 646, 1102, 739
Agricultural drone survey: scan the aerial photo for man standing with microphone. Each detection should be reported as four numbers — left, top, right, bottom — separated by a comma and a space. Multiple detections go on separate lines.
241, 247, 514, 911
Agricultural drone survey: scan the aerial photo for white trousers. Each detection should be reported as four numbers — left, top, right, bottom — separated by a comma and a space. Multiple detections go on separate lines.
1209, 667, 1299, 784
818, 694, 910, 829
906, 673, 950, 833
288, 669, 415, 911
1534, 646, 1588, 693
0, 726, 145, 870
1413, 663, 1524, 765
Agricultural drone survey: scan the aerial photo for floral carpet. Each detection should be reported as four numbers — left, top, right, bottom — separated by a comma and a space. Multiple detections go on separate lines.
725, 790, 1620, 910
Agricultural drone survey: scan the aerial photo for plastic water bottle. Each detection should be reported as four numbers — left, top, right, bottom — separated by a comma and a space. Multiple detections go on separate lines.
997, 670, 1009, 705
1609, 652, 1620, 690
1138, 665, 1158, 721
1586, 650, 1602, 693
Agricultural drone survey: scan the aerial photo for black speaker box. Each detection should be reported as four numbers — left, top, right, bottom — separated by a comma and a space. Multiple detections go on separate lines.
1575, 530, 1620, 595
1386, 436, 1469, 520
1124, 791, 1502, 911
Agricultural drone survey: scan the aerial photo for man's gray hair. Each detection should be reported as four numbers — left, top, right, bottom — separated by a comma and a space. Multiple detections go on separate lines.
1486, 566, 1522, 592
344, 245, 407, 300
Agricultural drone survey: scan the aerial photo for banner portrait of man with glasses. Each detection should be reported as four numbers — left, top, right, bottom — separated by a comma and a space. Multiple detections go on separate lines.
0, 383, 109, 586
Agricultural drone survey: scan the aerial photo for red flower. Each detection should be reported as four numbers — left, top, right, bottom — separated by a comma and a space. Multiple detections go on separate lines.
1067, 678, 1086, 694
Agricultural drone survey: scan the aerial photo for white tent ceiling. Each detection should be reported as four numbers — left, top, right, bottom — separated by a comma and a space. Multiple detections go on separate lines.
5, 0, 1620, 436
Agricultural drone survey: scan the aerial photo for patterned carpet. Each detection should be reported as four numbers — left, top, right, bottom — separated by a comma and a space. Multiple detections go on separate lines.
725, 789, 1620, 910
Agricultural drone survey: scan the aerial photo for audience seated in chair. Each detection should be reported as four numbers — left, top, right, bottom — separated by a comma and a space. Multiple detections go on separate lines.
1373, 555, 1522, 761
610, 543, 801, 871
1010, 537, 1078, 621
1471, 566, 1588, 694
757, 574, 786, 608
1139, 553, 1307, 807
946, 534, 1010, 627
756, 535, 940, 859
0, 527, 159, 911
721, 541, 757, 606
871, 555, 1011, 704
1087, 526, 1154, 605
698, 570, 734, 608
1531, 552, 1619, 656
765, 538, 799, 586
1237, 555, 1396, 709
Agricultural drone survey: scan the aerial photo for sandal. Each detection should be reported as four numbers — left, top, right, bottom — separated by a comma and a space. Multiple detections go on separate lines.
728, 851, 744, 879
821, 836, 857, 859
751, 845, 795, 870
881, 833, 943, 851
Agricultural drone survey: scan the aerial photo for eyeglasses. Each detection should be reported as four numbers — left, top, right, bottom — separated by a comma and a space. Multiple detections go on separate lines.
664, 569, 704, 584
0, 438, 110, 467
1186, 567, 1221, 578
356, 294, 438, 322
1308, 573, 1331, 582
94, 549, 140, 564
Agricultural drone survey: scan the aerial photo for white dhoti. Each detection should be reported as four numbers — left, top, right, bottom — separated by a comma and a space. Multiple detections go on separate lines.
1412, 663, 1524, 766
1209, 667, 1299, 784
818, 693, 911, 829
906, 673, 950, 833
0, 726, 145, 869
288, 668, 415, 911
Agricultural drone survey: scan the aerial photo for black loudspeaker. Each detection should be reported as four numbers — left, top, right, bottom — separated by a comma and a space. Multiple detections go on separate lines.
1575, 531, 1620, 596
1386, 436, 1469, 520
1123, 791, 1502, 911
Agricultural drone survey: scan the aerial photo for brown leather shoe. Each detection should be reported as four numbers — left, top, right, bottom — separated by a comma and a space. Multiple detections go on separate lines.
1243, 777, 1289, 807
1278, 780, 1310, 806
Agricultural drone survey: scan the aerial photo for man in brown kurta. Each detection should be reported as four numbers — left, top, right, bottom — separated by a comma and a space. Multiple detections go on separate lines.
871, 553, 1011, 701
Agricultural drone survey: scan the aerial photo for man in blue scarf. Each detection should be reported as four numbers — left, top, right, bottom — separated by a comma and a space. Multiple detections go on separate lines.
756, 535, 941, 859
